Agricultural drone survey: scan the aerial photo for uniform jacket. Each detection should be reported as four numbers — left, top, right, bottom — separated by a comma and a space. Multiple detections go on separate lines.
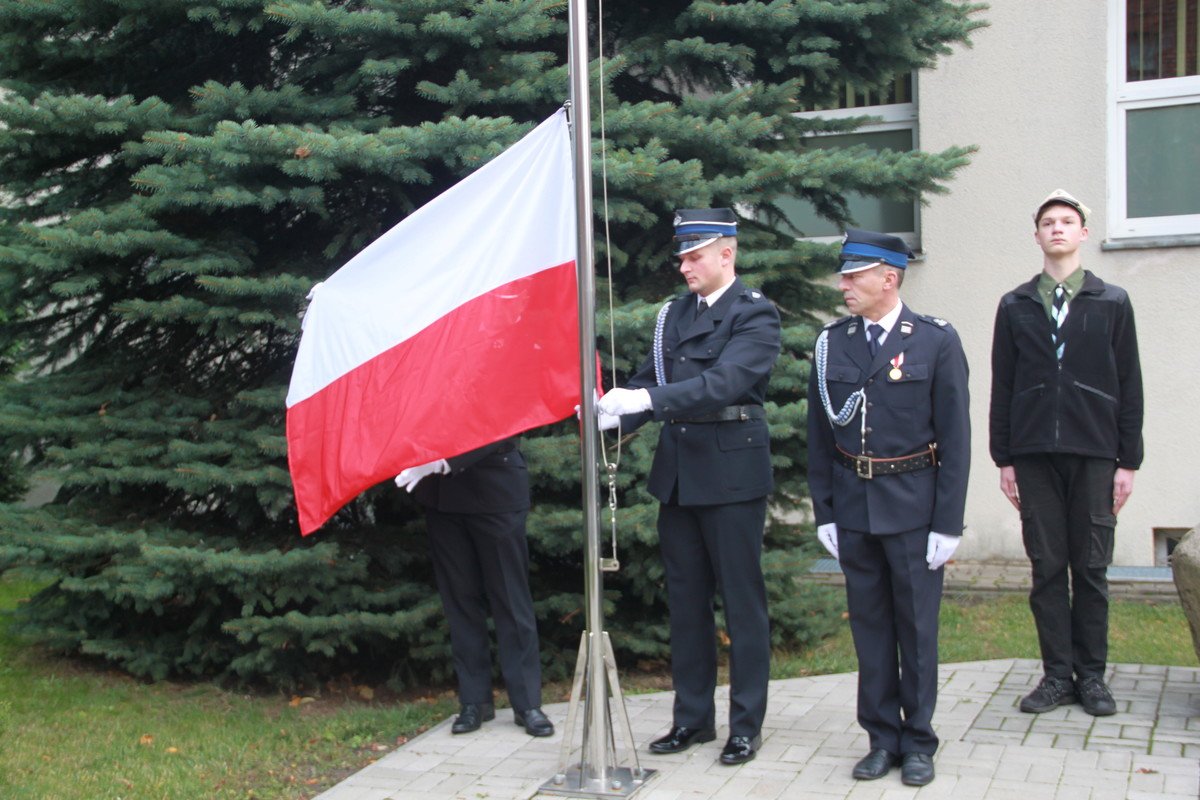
412, 437, 529, 514
989, 270, 1143, 469
806, 304, 971, 535
621, 277, 782, 506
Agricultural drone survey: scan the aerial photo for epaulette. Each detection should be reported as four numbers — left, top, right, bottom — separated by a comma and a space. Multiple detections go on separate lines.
823, 315, 853, 331
740, 287, 768, 303
916, 313, 954, 331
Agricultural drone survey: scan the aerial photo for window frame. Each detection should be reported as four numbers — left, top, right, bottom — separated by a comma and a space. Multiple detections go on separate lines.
1107, 0, 1200, 240
788, 98, 921, 250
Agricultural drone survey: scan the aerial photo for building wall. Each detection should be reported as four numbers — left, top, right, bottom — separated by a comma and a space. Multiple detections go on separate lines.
907, 1, 1200, 564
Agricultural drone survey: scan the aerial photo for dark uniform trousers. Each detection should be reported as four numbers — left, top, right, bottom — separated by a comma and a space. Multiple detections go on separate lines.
658, 497, 770, 735
415, 439, 542, 713
838, 526, 944, 755
806, 304, 971, 757
620, 277, 781, 738
1014, 454, 1116, 681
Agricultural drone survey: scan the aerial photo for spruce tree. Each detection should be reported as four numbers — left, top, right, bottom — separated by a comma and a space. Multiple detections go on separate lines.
0, 1, 984, 688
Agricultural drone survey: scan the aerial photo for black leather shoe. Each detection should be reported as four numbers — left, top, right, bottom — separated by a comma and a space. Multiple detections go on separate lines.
851, 748, 898, 780
513, 707, 555, 737
451, 702, 495, 734
718, 734, 762, 765
648, 726, 717, 754
1020, 675, 1076, 713
900, 752, 935, 786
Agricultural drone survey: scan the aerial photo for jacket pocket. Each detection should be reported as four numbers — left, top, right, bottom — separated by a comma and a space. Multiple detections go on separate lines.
717, 420, 769, 451
1074, 381, 1117, 404
678, 336, 727, 362
826, 365, 861, 384
883, 362, 929, 408
1088, 512, 1116, 569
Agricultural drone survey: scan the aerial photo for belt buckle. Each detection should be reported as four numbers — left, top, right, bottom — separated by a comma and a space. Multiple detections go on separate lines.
855, 454, 873, 480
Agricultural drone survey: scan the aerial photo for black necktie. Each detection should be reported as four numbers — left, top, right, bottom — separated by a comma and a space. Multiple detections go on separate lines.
696, 299, 709, 317
867, 323, 884, 357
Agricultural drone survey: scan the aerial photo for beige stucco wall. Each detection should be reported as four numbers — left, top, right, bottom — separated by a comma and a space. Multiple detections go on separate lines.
905, 1, 1200, 565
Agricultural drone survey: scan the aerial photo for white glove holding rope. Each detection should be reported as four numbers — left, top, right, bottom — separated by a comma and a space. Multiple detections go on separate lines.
394, 459, 450, 492
817, 522, 839, 560
926, 532, 960, 570
596, 387, 652, 417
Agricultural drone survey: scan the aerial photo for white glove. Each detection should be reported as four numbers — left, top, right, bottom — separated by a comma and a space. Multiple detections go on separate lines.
394, 459, 450, 493
817, 523, 839, 560
577, 390, 621, 431
596, 387, 652, 417
926, 532, 960, 570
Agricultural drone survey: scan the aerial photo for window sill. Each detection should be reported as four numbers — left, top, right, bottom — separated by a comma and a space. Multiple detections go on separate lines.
1101, 233, 1200, 251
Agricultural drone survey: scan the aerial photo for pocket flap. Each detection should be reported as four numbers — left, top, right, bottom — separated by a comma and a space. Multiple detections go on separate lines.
826, 365, 861, 383
889, 363, 928, 382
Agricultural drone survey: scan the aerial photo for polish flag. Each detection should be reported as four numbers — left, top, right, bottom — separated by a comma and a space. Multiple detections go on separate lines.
286, 110, 578, 535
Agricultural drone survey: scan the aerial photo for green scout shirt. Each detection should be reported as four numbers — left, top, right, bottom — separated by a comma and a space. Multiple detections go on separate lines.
1037, 266, 1085, 321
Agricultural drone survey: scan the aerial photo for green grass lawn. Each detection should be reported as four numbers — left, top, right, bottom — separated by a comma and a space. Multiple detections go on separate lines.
2, 576, 1196, 799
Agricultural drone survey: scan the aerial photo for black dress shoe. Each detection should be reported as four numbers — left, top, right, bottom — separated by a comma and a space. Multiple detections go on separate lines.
451, 702, 495, 734
513, 707, 555, 737
718, 734, 762, 765
648, 726, 717, 754
900, 752, 935, 786
851, 748, 898, 780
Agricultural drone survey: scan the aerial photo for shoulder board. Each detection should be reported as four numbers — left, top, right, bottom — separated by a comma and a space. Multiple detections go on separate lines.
916, 313, 953, 330
823, 315, 853, 331
729, 286, 767, 303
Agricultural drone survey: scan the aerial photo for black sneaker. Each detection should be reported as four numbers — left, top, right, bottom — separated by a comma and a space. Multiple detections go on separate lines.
1019, 675, 1076, 713
1076, 676, 1117, 716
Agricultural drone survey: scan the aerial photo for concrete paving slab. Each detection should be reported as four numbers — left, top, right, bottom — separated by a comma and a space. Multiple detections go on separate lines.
315, 659, 1200, 800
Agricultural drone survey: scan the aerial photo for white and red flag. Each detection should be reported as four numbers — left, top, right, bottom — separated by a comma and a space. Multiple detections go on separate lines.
286, 109, 579, 535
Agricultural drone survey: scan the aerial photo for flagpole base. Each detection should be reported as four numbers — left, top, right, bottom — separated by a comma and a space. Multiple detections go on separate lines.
539, 765, 656, 799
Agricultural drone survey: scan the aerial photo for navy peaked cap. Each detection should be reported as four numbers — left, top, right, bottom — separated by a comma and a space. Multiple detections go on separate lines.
837, 229, 913, 273
673, 208, 737, 256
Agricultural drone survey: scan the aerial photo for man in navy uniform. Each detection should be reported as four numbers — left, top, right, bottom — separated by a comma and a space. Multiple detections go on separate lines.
990, 190, 1143, 718
807, 230, 970, 786
597, 208, 781, 766
396, 436, 553, 738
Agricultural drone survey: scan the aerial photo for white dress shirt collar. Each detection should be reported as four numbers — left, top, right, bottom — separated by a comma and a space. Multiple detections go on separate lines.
699, 276, 736, 309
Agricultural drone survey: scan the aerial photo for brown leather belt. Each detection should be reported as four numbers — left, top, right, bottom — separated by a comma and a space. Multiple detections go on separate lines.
835, 444, 938, 480
670, 404, 765, 424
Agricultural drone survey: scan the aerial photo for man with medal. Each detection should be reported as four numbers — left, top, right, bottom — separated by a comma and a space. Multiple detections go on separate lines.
806, 230, 971, 786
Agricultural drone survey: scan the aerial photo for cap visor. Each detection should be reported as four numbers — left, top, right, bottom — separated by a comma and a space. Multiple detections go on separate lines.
838, 259, 882, 274
674, 236, 720, 256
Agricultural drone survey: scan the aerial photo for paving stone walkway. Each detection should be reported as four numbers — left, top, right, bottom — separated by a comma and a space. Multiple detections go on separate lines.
315, 658, 1200, 800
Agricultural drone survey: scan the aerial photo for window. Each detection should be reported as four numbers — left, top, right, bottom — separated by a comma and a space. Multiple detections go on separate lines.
776, 75, 919, 250
1109, 0, 1200, 240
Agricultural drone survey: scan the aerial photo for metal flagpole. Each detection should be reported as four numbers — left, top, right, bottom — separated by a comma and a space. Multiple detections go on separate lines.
541, 0, 654, 796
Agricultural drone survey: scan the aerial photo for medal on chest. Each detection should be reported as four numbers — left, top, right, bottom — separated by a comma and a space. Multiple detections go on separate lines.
888, 352, 905, 381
